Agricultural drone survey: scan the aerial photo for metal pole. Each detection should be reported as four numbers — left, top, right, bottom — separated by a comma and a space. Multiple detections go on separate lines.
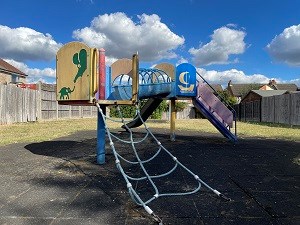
170, 99, 176, 141
97, 105, 106, 164
97, 48, 106, 164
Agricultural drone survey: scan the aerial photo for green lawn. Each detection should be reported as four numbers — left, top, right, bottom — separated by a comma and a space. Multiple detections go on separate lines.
0, 118, 299, 146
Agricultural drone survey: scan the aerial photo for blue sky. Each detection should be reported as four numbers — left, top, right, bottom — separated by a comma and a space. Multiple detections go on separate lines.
0, 0, 299, 87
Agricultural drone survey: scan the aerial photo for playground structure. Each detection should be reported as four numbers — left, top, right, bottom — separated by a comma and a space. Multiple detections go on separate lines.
56, 42, 236, 223
56, 42, 237, 143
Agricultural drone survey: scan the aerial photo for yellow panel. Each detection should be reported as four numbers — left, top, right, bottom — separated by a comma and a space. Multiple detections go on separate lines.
56, 42, 91, 101
154, 63, 175, 81
111, 58, 132, 82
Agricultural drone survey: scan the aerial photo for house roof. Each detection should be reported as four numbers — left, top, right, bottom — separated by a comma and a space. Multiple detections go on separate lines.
228, 83, 263, 97
251, 90, 288, 97
0, 58, 27, 77
268, 84, 298, 92
241, 90, 288, 103
205, 84, 223, 92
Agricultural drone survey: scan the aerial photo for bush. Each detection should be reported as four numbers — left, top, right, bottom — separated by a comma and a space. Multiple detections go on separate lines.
109, 104, 136, 118
174, 101, 188, 112
165, 100, 188, 112
109, 99, 168, 119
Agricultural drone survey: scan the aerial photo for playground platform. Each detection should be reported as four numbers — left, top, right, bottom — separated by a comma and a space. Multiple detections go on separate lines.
0, 128, 299, 225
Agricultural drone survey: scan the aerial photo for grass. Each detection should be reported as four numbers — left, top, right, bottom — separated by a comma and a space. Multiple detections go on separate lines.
0, 118, 299, 146
146, 119, 300, 141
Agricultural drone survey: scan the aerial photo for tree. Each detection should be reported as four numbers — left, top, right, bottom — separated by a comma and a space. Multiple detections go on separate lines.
217, 90, 238, 107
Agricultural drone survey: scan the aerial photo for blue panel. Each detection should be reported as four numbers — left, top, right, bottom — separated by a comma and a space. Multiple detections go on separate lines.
175, 63, 196, 97
105, 66, 111, 99
97, 108, 106, 164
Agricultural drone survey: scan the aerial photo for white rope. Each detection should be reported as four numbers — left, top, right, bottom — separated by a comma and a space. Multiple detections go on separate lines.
95, 102, 230, 220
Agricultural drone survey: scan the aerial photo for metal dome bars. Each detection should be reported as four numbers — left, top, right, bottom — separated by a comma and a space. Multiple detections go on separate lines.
112, 68, 171, 86
139, 68, 171, 84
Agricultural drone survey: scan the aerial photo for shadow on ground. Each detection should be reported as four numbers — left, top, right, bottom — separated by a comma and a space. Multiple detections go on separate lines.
0, 129, 299, 225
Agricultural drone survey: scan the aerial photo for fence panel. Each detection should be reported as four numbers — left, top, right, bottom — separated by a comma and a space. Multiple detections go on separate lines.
245, 102, 253, 121
0, 83, 97, 124
0, 85, 5, 124
40, 83, 56, 120
233, 104, 240, 121
0, 84, 38, 124
290, 92, 300, 125
1, 83, 299, 125
58, 104, 71, 118
240, 103, 245, 121
253, 100, 261, 122
261, 96, 274, 123
274, 94, 290, 124
176, 106, 195, 119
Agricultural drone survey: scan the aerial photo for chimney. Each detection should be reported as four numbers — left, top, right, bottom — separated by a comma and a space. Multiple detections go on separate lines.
269, 79, 276, 85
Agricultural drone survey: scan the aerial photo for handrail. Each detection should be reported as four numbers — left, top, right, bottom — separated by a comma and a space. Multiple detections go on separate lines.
196, 71, 237, 136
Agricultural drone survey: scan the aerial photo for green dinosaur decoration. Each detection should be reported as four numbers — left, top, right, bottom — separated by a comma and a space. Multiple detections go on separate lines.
59, 86, 75, 100
73, 49, 87, 83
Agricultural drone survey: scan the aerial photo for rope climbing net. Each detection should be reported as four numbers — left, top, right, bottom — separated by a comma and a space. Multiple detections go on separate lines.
95, 102, 230, 222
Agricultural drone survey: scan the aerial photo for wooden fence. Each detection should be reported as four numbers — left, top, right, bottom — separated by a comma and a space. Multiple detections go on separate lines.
234, 92, 300, 125
162, 105, 196, 120
0, 83, 97, 125
0, 84, 39, 124
2, 83, 299, 126
261, 93, 300, 125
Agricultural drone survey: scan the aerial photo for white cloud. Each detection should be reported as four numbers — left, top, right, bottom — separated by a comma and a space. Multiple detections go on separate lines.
196, 67, 300, 88
266, 24, 300, 66
5, 59, 56, 83
105, 56, 118, 66
189, 26, 246, 66
196, 68, 270, 87
290, 78, 300, 87
73, 12, 185, 61
176, 57, 188, 66
0, 25, 62, 62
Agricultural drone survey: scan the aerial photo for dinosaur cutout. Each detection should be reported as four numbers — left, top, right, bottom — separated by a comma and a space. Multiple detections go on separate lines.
73, 49, 87, 83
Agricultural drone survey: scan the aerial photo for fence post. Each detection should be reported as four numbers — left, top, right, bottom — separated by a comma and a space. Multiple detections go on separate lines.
273, 96, 275, 123
289, 94, 292, 126
56, 101, 59, 120
79, 106, 82, 118
68, 105, 70, 118
251, 102, 254, 121
36, 82, 42, 121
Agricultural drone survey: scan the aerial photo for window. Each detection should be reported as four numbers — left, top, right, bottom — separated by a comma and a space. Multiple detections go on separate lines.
11, 74, 19, 83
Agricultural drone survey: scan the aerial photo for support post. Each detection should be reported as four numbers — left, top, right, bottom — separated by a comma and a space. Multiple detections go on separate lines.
97, 105, 106, 164
170, 99, 176, 141
99, 48, 106, 100
132, 53, 139, 104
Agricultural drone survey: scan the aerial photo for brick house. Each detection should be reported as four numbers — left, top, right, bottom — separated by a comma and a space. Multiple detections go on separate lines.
226, 80, 262, 103
260, 79, 298, 92
227, 79, 298, 103
0, 58, 27, 84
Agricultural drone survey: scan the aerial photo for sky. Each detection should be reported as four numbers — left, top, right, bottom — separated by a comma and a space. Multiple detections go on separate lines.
0, 0, 299, 87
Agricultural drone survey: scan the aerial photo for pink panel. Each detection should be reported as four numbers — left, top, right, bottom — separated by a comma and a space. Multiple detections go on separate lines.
98, 48, 106, 100
197, 83, 233, 127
